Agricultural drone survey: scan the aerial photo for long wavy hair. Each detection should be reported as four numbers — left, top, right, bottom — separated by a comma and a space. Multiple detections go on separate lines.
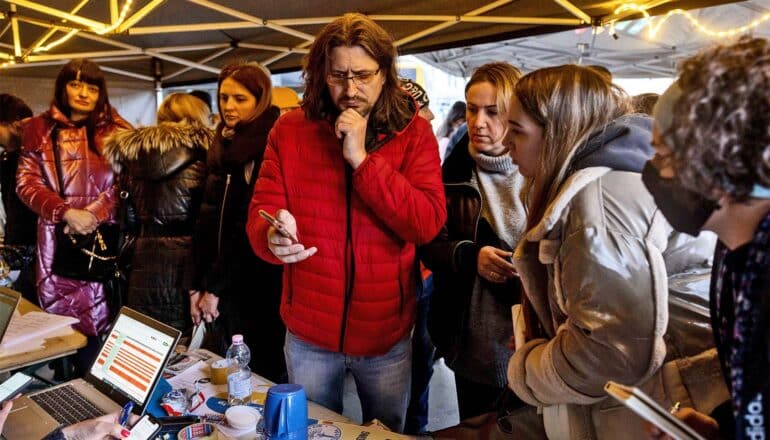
667, 37, 770, 202
515, 65, 631, 229
301, 13, 411, 133
53, 59, 112, 153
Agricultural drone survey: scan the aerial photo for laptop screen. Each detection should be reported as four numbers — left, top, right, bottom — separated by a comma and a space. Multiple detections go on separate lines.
89, 309, 177, 405
0, 288, 20, 341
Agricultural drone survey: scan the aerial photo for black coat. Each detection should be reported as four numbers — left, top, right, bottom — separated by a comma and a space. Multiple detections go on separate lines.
193, 107, 286, 381
104, 121, 209, 330
419, 134, 520, 363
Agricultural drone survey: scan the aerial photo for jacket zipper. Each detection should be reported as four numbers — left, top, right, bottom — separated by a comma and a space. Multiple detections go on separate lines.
338, 166, 355, 352
217, 174, 232, 255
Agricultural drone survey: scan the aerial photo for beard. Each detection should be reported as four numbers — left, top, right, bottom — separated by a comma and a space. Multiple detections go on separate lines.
336, 95, 371, 117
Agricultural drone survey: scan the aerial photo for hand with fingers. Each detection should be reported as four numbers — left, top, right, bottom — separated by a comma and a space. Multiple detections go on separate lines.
477, 246, 518, 284
266, 209, 318, 264
197, 292, 220, 323
190, 290, 203, 325
644, 407, 720, 440
60, 410, 139, 439
335, 108, 368, 169
62, 208, 98, 235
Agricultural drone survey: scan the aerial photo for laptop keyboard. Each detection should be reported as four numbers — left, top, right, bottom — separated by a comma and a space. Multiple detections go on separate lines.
30, 385, 106, 426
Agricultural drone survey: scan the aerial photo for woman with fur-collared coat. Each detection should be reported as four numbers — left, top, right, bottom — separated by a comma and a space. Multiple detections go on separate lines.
103, 93, 209, 330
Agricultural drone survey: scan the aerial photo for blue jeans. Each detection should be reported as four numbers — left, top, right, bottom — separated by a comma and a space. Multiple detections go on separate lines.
284, 330, 412, 432
405, 273, 436, 434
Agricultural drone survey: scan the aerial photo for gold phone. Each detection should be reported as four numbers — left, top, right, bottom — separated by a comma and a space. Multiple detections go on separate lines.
258, 210, 299, 244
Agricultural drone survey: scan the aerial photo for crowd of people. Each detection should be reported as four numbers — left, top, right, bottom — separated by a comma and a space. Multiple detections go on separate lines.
0, 11, 767, 440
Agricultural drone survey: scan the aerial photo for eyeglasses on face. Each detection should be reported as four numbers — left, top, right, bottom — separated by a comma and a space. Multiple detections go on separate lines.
67, 80, 99, 94
326, 68, 381, 86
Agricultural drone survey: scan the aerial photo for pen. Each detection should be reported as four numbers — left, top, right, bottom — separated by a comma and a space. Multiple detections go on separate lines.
119, 401, 134, 427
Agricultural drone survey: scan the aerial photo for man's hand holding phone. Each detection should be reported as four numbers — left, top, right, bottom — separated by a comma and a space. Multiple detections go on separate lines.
264, 209, 317, 264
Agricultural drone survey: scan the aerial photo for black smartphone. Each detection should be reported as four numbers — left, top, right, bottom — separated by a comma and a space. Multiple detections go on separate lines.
0, 372, 33, 405
128, 414, 161, 440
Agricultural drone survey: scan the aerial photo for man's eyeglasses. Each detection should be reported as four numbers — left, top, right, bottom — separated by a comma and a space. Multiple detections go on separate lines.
326, 69, 380, 86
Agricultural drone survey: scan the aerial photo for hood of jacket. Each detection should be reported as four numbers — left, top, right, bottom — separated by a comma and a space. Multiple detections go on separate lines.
103, 121, 211, 180
568, 113, 653, 174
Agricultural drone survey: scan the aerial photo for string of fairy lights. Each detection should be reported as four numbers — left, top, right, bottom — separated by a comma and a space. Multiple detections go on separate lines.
608, 2, 770, 39
2, 1, 770, 69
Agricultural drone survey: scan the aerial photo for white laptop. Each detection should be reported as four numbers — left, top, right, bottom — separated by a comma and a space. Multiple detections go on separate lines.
4, 307, 180, 439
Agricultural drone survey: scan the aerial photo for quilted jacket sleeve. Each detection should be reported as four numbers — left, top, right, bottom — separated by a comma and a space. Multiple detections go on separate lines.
352, 118, 447, 245
509, 225, 662, 406
16, 121, 69, 222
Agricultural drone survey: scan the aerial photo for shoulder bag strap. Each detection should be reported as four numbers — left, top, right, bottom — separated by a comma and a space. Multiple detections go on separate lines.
50, 128, 65, 200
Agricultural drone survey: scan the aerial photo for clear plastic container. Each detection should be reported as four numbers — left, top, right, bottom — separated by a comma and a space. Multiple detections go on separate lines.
226, 334, 252, 406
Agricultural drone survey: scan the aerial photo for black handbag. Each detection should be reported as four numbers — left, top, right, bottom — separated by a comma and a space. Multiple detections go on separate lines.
49, 128, 121, 282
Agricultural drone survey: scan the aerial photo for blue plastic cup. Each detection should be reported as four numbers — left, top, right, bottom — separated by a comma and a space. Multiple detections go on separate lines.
263, 384, 308, 440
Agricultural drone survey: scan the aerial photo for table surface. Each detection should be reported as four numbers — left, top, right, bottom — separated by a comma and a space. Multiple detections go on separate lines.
0, 298, 87, 373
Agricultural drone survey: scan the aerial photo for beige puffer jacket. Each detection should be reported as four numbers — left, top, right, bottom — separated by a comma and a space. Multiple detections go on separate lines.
507, 167, 729, 439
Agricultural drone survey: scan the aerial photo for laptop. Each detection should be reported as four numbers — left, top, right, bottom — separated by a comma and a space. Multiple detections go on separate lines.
0, 287, 21, 343
4, 307, 181, 439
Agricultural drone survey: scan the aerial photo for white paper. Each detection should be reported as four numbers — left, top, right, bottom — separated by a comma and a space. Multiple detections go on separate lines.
0, 311, 79, 349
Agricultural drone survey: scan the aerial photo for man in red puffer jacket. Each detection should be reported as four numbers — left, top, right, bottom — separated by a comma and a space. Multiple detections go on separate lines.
247, 13, 446, 433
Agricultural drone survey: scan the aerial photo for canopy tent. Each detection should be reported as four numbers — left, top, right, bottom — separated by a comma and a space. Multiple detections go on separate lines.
415, 0, 770, 78
0, 0, 738, 85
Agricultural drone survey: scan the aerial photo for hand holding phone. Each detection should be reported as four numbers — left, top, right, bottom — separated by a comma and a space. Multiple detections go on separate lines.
0, 372, 32, 405
259, 209, 299, 244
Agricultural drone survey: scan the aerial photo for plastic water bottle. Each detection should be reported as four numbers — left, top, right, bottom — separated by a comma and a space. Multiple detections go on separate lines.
226, 334, 252, 406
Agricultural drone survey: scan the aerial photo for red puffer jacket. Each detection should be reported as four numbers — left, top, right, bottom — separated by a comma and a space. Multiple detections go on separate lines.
16, 105, 131, 336
248, 108, 446, 356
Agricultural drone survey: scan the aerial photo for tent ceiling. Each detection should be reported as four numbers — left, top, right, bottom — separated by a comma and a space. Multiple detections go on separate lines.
0, 0, 740, 85
415, 0, 770, 77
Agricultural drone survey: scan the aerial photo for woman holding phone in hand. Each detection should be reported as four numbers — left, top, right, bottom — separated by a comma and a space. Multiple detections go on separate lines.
191, 61, 286, 382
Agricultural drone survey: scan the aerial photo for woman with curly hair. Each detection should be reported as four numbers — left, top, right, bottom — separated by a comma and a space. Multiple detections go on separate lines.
642, 37, 770, 440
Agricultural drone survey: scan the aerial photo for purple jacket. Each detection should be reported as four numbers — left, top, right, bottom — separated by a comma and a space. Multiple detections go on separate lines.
16, 104, 131, 336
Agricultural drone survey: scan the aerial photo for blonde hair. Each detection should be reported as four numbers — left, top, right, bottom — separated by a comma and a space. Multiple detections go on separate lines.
465, 62, 522, 117
157, 93, 210, 125
515, 65, 632, 229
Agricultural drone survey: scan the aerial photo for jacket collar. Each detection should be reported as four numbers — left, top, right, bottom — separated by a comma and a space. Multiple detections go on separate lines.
519, 166, 612, 244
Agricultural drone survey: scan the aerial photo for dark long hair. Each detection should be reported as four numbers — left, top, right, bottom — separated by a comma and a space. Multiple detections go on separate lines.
52, 59, 112, 153
301, 13, 411, 133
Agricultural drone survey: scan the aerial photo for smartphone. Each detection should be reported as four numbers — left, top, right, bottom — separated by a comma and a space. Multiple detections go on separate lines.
128, 414, 161, 440
258, 209, 299, 244
0, 372, 33, 405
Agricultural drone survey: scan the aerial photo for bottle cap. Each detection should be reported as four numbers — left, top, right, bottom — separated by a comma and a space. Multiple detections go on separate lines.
232, 334, 243, 343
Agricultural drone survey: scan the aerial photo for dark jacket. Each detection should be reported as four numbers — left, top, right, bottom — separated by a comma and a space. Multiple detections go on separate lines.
17, 105, 131, 336
1, 149, 36, 246
103, 121, 210, 330
420, 133, 522, 385
192, 107, 286, 380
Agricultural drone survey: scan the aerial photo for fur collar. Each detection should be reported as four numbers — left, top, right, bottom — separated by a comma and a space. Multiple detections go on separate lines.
103, 121, 211, 173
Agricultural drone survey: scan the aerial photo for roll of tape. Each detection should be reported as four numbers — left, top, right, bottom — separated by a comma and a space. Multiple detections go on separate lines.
210, 359, 230, 385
